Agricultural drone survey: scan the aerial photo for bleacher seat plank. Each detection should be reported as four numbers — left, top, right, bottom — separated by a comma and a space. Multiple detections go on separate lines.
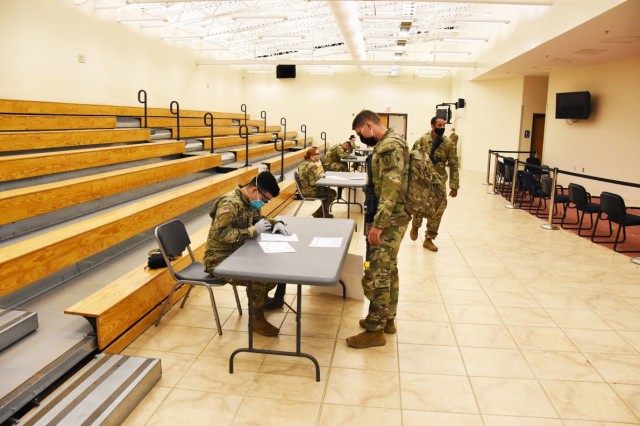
0, 115, 117, 131
198, 130, 297, 151
0, 141, 185, 182
0, 128, 152, 152
0, 167, 258, 298
64, 180, 296, 351
0, 154, 222, 225
231, 140, 294, 161
172, 126, 265, 139
143, 108, 244, 120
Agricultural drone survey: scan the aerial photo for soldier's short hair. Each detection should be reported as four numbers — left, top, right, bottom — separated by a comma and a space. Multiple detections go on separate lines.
431, 116, 445, 126
304, 147, 318, 160
352, 110, 381, 130
249, 171, 280, 197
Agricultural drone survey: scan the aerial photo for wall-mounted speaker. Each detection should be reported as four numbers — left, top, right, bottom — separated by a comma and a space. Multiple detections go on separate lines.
457, 98, 466, 108
276, 65, 296, 79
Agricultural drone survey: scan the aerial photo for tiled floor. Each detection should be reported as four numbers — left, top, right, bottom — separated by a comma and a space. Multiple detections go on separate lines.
122, 169, 640, 425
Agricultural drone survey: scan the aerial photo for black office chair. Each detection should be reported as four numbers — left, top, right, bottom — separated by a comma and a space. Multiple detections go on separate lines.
539, 176, 570, 220
154, 219, 243, 335
520, 170, 546, 213
591, 191, 640, 252
502, 157, 515, 198
561, 183, 601, 236
293, 171, 327, 217
524, 157, 548, 181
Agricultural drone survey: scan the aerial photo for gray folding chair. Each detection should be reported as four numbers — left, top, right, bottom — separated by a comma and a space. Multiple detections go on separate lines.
154, 219, 242, 335
293, 171, 328, 217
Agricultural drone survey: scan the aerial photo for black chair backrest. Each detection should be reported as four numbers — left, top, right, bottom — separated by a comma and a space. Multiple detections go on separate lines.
498, 160, 505, 175
525, 157, 541, 172
156, 219, 190, 258
599, 191, 626, 221
521, 170, 536, 194
293, 171, 303, 190
541, 176, 552, 196
568, 183, 589, 208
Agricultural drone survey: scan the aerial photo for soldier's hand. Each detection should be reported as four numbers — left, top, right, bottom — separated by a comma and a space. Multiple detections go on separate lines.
449, 188, 458, 197
254, 219, 272, 234
272, 222, 290, 236
367, 226, 383, 245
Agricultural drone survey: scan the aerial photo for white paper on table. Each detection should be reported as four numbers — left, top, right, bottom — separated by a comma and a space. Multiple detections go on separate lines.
258, 242, 297, 253
260, 233, 299, 242
325, 176, 347, 181
309, 237, 343, 248
349, 175, 366, 180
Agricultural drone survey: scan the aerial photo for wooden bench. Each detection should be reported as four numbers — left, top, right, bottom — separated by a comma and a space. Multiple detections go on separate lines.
0, 128, 152, 152
0, 167, 258, 299
230, 140, 294, 162
171, 125, 282, 139
197, 130, 297, 151
0, 115, 117, 131
0, 141, 185, 182
0, 154, 222, 225
64, 180, 296, 353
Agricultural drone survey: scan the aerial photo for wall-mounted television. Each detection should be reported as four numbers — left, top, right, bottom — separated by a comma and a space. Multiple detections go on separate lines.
555, 91, 590, 119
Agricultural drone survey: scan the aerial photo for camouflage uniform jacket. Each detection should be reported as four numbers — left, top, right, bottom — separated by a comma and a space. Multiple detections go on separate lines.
297, 159, 323, 197
203, 186, 277, 272
413, 133, 459, 190
371, 128, 410, 229
450, 132, 459, 147
324, 144, 349, 171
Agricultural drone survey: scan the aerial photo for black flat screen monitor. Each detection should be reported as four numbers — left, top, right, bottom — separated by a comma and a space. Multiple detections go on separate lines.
555, 91, 590, 119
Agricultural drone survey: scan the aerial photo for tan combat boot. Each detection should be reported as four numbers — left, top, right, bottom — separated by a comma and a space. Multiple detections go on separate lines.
346, 330, 386, 349
409, 226, 419, 241
252, 310, 279, 337
423, 238, 438, 252
359, 318, 396, 334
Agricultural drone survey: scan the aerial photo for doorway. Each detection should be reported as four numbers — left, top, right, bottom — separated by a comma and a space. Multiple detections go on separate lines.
378, 113, 408, 140
530, 113, 546, 159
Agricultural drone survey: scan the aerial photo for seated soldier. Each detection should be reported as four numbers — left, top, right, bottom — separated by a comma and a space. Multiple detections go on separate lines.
323, 141, 351, 172
347, 135, 358, 152
298, 147, 336, 218
203, 171, 290, 337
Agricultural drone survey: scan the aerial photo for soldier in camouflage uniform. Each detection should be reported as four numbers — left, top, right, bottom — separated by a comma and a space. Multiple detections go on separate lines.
297, 147, 336, 218
347, 135, 357, 152
204, 171, 289, 337
449, 127, 459, 147
409, 117, 459, 251
323, 141, 351, 172
347, 110, 410, 349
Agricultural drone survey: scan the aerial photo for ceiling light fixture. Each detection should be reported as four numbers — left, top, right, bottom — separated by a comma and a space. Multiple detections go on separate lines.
259, 35, 306, 40
454, 18, 511, 24
430, 50, 472, 55
118, 18, 167, 24
232, 15, 288, 21
360, 16, 416, 22
162, 36, 203, 41
441, 37, 489, 43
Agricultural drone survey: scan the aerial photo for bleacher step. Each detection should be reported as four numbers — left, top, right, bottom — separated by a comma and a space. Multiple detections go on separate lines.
0, 309, 38, 352
19, 354, 161, 425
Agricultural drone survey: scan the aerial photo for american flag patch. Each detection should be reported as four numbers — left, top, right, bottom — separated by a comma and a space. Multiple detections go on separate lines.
218, 205, 230, 214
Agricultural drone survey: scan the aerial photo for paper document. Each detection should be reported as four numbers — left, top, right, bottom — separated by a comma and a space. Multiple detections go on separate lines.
350, 176, 366, 180
258, 242, 297, 253
261, 233, 299, 242
309, 237, 343, 248
326, 176, 347, 181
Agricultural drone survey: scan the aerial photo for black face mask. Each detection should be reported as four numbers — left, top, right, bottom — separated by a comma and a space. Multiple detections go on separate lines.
434, 127, 445, 137
359, 125, 377, 146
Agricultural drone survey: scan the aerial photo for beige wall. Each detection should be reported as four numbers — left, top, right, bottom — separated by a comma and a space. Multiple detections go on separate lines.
544, 55, 640, 203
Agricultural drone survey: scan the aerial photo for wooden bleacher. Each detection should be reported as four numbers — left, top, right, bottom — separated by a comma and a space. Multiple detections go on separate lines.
64, 180, 297, 353
263, 138, 322, 176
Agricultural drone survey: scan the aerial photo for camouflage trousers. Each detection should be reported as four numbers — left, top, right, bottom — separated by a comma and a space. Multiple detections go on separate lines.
361, 219, 409, 332
226, 279, 276, 312
412, 193, 448, 240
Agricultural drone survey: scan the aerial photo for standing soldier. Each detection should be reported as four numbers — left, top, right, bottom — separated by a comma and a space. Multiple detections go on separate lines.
409, 116, 459, 251
449, 127, 459, 148
347, 110, 409, 349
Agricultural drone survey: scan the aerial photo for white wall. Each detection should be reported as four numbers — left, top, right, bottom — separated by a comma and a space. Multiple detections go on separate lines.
544, 55, 640, 203
0, 0, 242, 111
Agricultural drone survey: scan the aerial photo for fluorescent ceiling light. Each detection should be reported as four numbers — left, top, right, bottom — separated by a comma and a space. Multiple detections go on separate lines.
162, 36, 202, 41
233, 15, 288, 21
364, 36, 409, 41
441, 37, 489, 43
454, 18, 511, 24
259, 35, 306, 39
119, 18, 167, 24
360, 16, 416, 22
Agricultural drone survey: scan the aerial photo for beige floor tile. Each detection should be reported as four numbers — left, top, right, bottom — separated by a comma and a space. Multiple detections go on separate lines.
619, 331, 640, 352
122, 386, 171, 426
595, 311, 640, 331
299, 292, 345, 316
448, 305, 503, 325
324, 367, 401, 408
403, 410, 483, 426
161, 303, 236, 330
264, 335, 335, 367
140, 324, 214, 355
479, 277, 528, 293
396, 320, 456, 346
586, 353, 640, 385
461, 347, 533, 378
453, 323, 516, 348
319, 404, 402, 426
436, 275, 483, 290
133, 349, 196, 387
233, 397, 320, 425
496, 306, 556, 327
541, 380, 638, 423
146, 388, 243, 426
398, 343, 466, 375
546, 308, 611, 330
396, 301, 449, 322
441, 288, 492, 306
522, 350, 603, 381
572, 290, 638, 311
246, 370, 326, 402
564, 328, 638, 354
400, 372, 479, 413
508, 326, 577, 351
531, 293, 588, 309
522, 281, 571, 295
482, 415, 563, 425
333, 338, 398, 371
470, 377, 557, 417
398, 285, 443, 304
279, 312, 341, 339
176, 354, 258, 394
487, 290, 541, 308
611, 383, 640, 420
201, 329, 273, 360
